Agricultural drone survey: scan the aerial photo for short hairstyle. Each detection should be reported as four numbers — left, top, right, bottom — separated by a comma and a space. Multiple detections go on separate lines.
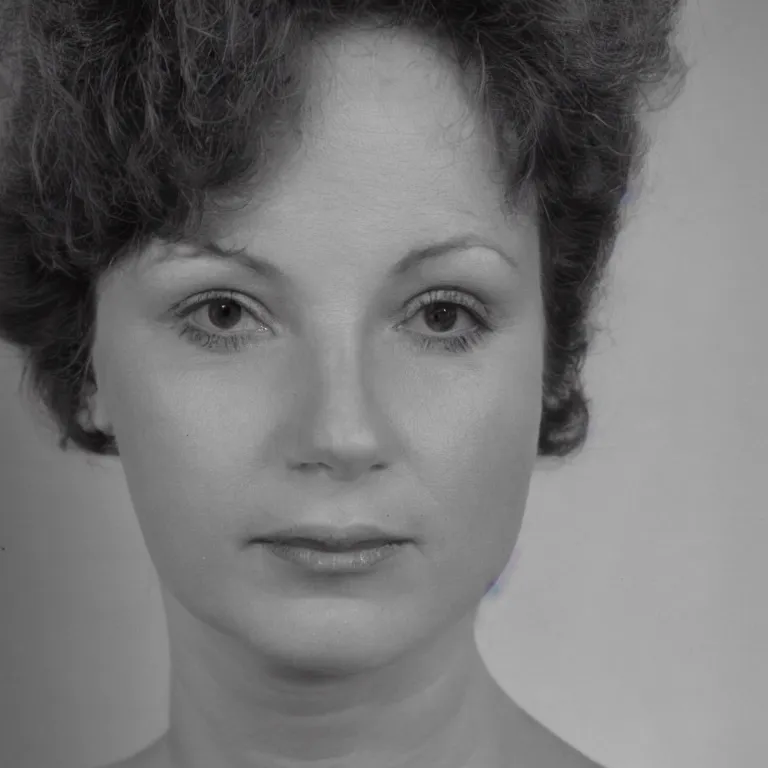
0, 0, 687, 459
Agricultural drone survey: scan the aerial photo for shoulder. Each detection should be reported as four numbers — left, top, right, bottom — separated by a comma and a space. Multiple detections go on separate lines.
526, 727, 605, 768
503, 701, 605, 768
93, 735, 170, 768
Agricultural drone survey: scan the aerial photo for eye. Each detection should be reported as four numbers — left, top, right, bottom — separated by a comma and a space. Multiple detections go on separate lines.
399, 288, 496, 354
171, 290, 271, 353
188, 297, 266, 333
171, 287, 498, 356
407, 299, 479, 335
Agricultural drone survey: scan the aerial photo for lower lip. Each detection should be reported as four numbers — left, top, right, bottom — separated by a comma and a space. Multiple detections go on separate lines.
262, 541, 406, 572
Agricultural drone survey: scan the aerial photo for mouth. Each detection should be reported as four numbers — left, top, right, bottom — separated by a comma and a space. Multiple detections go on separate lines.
257, 537, 410, 573
254, 523, 412, 553
259, 537, 404, 552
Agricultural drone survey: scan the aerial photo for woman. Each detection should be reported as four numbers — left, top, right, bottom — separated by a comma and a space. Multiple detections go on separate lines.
0, 1, 687, 767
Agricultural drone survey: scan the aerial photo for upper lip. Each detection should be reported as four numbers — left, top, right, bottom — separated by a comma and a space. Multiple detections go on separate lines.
255, 524, 411, 551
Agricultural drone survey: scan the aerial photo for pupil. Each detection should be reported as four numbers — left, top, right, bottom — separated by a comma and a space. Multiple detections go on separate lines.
209, 301, 241, 330
426, 303, 457, 333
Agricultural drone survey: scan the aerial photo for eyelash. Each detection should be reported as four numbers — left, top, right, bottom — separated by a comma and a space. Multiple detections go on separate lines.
171, 288, 496, 355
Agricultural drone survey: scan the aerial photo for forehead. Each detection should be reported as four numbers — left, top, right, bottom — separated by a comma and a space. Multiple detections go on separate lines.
303, 26, 479, 121
122, 27, 538, 293
302, 27, 497, 175
197, 28, 512, 238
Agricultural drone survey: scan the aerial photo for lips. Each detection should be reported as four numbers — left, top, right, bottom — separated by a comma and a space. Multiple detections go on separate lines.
254, 523, 412, 552
266, 537, 398, 552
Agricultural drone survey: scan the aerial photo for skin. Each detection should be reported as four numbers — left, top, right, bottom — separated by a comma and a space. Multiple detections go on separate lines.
87, 27, 600, 768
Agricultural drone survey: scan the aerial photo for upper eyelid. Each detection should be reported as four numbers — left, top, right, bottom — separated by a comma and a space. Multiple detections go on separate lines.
402, 289, 488, 322
174, 290, 270, 318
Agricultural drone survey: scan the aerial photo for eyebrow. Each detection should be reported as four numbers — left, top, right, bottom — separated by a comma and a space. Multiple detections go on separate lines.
156, 233, 519, 285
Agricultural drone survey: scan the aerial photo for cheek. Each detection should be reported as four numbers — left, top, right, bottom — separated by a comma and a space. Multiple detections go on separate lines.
421, 391, 538, 528
408, 352, 542, 544
97, 356, 258, 589
401, 367, 540, 605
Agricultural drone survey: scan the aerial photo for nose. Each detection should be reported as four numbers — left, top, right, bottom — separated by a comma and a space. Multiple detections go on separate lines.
286, 338, 397, 483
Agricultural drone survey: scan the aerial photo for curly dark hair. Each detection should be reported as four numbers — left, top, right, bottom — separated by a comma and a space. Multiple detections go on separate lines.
0, 0, 687, 459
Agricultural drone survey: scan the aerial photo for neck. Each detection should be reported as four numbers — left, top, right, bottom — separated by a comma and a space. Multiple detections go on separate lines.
159, 589, 506, 768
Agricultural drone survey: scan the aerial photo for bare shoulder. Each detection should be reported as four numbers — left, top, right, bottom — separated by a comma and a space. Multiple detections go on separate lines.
94, 735, 170, 768
524, 722, 605, 768
503, 700, 605, 768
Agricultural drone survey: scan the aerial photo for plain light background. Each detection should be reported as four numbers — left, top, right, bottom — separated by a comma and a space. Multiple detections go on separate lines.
1, 0, 766, 766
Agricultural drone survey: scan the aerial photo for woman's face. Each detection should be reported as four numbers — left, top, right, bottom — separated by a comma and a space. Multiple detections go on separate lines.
88, 29, 544, 676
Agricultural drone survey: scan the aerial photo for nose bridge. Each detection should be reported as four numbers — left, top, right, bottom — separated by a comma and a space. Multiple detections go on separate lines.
290, 317, 394, 478
313, 325, 372, 430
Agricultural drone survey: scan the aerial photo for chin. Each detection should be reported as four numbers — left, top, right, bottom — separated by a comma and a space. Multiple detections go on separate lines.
225, 588, 431, 678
